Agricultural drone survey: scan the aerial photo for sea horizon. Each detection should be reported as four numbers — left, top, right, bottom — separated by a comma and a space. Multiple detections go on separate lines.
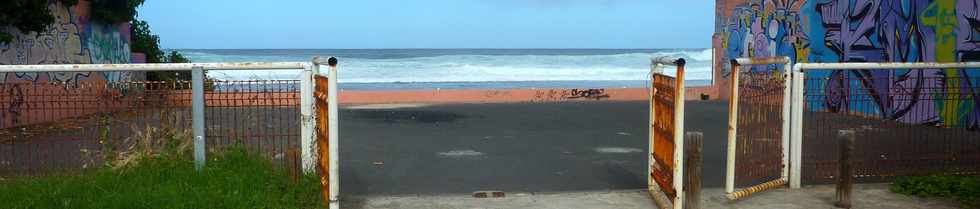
179, 48, 714, 90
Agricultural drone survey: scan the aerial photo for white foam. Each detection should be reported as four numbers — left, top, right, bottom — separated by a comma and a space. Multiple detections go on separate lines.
186, 49, 715, 82
437, 150, 485, 158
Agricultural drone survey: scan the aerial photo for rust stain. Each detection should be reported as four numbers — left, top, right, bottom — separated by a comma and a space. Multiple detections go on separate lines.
313, 75, 331, 204
651, 73, 677, 199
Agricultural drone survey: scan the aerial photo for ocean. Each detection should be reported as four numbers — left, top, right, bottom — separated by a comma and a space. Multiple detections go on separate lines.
179, 49, 713, 90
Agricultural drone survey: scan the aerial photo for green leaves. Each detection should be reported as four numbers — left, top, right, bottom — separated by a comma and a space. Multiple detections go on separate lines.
89, 0, 145, 24
891, 175, 980, 207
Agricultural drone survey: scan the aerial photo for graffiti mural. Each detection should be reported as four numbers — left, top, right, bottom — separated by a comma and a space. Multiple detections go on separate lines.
0, 2, 93, 84
88, 23, 133, 83
0, 1, 134, 128
716, 0, 980, 128
0, 1, 133, 84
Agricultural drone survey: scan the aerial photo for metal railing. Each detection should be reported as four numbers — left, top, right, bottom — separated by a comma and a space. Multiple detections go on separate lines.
648, 56, 687, 209
789, 62, 980, 187
726, 59, 980, 190
0, 61, 335, 176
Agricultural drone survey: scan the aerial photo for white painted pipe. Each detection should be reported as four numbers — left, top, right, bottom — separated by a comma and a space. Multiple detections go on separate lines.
300, 64, 316, 172
648, 64, 658, 193
192, 66, 206, 170
0, 62, 308, 72
672, 64, 686, 209
724, 63, 739, 194
789, 64, 804, 189
327, 63, 340, 209
796, 62, 980, 71
781, 62, 792, 182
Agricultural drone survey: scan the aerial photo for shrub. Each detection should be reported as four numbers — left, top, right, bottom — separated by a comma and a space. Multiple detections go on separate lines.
891, 175, 980, 207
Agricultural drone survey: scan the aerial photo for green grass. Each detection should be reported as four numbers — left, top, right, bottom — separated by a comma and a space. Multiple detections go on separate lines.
891, 175, 980, 208
0, 147, 324, 209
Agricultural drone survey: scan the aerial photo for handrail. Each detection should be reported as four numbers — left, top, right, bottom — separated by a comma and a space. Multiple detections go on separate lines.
0, 62, 309, 72
793, 62, 980, 71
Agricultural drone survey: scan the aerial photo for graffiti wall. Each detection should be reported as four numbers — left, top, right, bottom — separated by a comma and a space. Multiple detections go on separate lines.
0, 0, 139, 128
714, 0, 980, 128
0, 1, 135, 83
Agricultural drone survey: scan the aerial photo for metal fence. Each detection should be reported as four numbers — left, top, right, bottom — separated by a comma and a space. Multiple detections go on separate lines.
789, 62, 980, 187
0, 62, 320, 177
800, 69, 980, 184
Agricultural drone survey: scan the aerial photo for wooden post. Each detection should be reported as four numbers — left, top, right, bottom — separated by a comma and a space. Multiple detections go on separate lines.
835, 130, 855, 208
684, 132, 703, 209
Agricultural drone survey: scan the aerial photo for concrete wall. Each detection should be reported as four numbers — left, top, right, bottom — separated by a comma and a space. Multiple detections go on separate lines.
0, 0, 142, 129
713, 0, 979, 127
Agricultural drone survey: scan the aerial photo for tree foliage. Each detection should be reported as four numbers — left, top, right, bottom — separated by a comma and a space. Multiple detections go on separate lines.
89, 0, 144, 24
130, 20, 163, 63
0, 0, 146, 44
0, 0, 74, 43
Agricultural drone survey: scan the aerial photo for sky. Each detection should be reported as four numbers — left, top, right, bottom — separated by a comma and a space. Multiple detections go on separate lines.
138, 0, 715, 49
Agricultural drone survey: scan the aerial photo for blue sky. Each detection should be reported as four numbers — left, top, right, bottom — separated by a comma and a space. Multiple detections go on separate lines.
138, 0, 715, 49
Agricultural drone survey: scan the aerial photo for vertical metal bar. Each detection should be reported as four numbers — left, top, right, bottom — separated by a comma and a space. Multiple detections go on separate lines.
790, 64, 804, 188
673, 63, 686, 209
327, 58, 341, 209
648, 62, 657, 193
301, 63, 316, 172
725, 61, 740, 194
781, 62, 792, 181
192, 66, 206, 170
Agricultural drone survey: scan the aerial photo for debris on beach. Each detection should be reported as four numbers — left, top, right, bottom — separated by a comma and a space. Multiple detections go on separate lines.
593, 147, 643, 154
473, 191, 506, 198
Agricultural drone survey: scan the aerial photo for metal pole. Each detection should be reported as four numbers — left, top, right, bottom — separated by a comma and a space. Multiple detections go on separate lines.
300, 63, 316, 172
790, 64, 804, 188
673, 63, 686, 209
781, 62, 792, 181
725, 61, 740, 194
327, 57, 341, 209
648, 63, 658, 194
192, 66, 206, 170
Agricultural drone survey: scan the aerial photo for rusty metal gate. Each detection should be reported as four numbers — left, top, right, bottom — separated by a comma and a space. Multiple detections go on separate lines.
725, 57, 792, 200
648, 57, 686, 209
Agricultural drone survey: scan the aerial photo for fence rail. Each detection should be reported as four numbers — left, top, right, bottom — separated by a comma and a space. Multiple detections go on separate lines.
789, 62, 980, 187
0, 61, 322, 177
799, 72, 980, 184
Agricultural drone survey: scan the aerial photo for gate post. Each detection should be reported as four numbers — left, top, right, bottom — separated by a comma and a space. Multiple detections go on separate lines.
326, 57, 341, 209
301, 62, 316, 172
192, 66, 206, 170
725, 60, 739, 194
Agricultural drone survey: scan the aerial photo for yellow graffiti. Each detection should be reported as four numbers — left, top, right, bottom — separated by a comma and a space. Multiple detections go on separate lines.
922, 0, 964, 127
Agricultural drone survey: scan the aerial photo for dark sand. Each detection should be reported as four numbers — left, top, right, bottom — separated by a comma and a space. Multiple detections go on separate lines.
338, 101, 729, 196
